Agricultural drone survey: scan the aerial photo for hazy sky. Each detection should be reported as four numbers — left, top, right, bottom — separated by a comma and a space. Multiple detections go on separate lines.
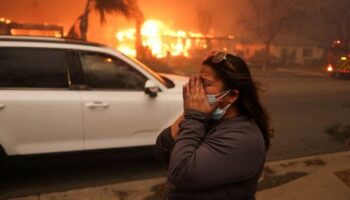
2, 0, 341, 47
0, 0, 244, 44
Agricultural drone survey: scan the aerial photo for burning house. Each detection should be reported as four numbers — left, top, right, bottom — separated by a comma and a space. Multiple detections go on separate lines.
0, 17, 64, 37
115, 19, 236, 67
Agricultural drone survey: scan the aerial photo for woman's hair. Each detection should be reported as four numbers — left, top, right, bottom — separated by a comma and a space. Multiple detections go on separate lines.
203, 53, 273, 151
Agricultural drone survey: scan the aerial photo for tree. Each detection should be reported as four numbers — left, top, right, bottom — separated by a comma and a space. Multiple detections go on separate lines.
238, 0, 304, 70
67, 0, 143, 41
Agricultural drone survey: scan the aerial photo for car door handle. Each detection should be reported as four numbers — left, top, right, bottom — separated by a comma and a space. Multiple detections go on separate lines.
0, 103, 5, 110
86, 102, 109, 109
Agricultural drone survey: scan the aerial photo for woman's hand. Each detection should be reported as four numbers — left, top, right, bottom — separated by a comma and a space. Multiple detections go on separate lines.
183, 74, 218, 114
170, 74, 219, 140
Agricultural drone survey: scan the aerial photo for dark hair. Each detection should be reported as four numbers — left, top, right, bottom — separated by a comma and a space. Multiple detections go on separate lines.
203, 53, 273, 151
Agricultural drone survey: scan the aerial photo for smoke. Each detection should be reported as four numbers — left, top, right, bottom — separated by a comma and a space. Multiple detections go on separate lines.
0, 0, 243, 43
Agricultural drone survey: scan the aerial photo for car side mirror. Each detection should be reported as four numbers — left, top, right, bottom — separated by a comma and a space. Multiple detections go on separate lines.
144, 80, 159, 98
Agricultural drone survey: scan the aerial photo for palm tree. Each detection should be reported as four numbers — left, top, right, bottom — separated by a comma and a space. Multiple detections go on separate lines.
68, 0, 143, 41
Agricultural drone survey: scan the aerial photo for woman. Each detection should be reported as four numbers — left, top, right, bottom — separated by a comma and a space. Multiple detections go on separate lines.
155, 51, 273, 200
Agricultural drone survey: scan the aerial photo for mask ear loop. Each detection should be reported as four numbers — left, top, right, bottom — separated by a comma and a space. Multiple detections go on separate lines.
222, 102, 233, 111
213, 90, 231, 101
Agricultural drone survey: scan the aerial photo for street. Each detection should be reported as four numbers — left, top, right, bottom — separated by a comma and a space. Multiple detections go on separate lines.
1, 69, 350, 199
255, 69, 350, 160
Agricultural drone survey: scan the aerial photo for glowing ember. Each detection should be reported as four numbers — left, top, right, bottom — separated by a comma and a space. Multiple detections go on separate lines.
116, 19, 209, 58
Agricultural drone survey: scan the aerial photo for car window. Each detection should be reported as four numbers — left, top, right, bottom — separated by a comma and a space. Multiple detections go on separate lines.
0, 48, 69, 88
79, 52, 147, 90
124, 54, 172, 88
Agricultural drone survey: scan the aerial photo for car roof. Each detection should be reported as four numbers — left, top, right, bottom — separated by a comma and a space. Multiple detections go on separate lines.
0, 35, 107, 47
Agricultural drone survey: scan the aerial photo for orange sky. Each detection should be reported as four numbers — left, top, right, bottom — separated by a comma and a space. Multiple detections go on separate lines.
0, 0, 243, 45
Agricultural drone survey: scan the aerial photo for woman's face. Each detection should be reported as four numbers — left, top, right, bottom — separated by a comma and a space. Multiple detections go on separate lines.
199, 64, 239, 106
199, 64, 225, 95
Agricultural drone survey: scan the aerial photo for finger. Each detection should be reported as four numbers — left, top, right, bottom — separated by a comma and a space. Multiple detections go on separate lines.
199, 79, 205, 96
193, 74, 198, 94
186, 82, 191, 97
199, 85, 207, 105
191, 74, 198, 94
195, 73, 201, 94
189, 75, 195, 94
196, 75, 204, 104
192, 77, 198, 103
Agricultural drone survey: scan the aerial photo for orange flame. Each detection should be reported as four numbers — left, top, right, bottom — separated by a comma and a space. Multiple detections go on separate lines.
116, 19, 209, 58
0, 17, 11, 24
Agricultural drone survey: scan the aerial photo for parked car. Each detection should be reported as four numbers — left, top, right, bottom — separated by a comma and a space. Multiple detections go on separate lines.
0, 35, 186, 157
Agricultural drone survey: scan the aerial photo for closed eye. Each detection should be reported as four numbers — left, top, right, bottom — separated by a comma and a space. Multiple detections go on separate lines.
203, 82, 211, 86
201, 78, 211, 86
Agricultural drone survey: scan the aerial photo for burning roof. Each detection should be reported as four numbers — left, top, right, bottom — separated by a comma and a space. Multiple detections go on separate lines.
116, 19, 235, 59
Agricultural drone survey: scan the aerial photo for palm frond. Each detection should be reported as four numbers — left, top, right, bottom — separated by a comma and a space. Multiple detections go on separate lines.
94, 0, 142, 24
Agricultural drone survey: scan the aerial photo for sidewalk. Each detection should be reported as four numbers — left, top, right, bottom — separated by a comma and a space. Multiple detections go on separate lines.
256, 150, 350, 200
10, 150, 350, 200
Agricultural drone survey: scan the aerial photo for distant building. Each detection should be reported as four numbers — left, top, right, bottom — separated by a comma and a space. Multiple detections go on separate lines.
234, 35, 326, 67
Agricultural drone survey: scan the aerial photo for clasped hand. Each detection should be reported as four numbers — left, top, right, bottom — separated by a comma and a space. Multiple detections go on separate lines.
183, 74, 219, 114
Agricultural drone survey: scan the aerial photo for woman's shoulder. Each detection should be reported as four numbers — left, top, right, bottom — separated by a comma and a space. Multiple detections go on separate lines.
205, 115, 266, 175
209, 115, 266, 151
216, 114, 261, 134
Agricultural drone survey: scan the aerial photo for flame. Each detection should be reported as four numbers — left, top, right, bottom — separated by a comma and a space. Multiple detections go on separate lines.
116, 19, 208, 58
0, 17, 11, 24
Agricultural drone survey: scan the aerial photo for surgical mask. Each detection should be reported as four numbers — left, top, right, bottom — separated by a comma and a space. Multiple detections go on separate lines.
211, 103, 233, 121
206, 90, 232, 121
206, 90, 231, 105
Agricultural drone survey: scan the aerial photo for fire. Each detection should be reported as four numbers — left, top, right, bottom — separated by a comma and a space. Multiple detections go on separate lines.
0, 17, 11, 24
327, 64, 333, 72
116, 19, 209, 58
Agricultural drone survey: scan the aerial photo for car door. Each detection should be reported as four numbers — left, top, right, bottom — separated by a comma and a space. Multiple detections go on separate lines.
78, 51, 168, 150
0, 47, 83, 155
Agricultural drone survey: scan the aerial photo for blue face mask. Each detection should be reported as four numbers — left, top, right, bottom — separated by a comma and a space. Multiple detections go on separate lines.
206, 90, 232, 121
210, 103, 233, 121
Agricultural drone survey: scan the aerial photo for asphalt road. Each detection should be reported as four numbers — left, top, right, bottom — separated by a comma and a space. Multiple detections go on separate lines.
0, 147, 165, 199
254, 70, 350, 161
1, 69, 350, 199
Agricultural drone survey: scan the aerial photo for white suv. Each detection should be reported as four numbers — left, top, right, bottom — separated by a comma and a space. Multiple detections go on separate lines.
0, 36, 186, 156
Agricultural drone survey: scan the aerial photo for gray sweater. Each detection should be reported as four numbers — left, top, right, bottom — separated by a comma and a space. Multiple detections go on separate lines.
155, 109, 266, 200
